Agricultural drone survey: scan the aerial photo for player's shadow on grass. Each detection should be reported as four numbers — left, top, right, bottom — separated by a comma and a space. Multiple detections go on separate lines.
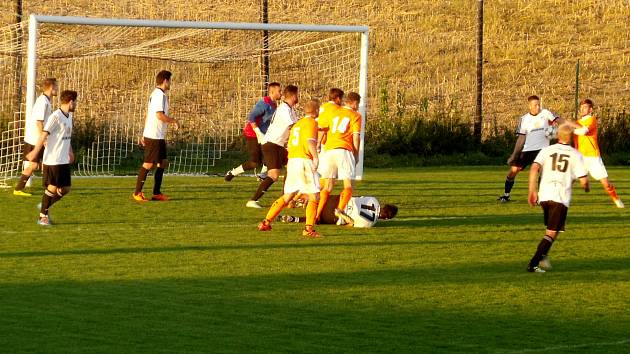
1, 260, 630, 352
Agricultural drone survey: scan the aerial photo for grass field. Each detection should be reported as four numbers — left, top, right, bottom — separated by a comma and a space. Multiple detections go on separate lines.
1, 166, 629, 353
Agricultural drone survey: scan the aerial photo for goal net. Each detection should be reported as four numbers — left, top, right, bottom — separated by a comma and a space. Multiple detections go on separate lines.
0, 15, 368, 186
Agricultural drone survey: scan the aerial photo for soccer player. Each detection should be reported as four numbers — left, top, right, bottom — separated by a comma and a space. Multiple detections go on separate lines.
25, 90, 78, 226
224, 82, 281, 181
132, 70, 178, 202
257, 99, 321, 237
316, 92, 362, 222
568, 99, 623, 208
316, 88, 344, 152
498, 95, 563, 202
526, 124, 590, 273
14, 78, 58, 196
280, 194, 398, 228
246, 85, 299, 208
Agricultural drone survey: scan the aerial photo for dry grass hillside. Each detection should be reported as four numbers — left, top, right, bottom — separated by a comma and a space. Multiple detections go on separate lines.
1, 0, 629, 132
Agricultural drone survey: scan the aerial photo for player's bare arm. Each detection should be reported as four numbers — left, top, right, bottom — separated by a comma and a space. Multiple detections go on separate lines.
508, 134, 526, 165
527, 162, 541, 206
352, 133, 360, 162
25, 131, 49, 162
580, 176, 590, 193
157, 111, 178, 130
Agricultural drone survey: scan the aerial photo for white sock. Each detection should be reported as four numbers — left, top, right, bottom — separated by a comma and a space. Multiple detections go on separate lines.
231, 165, 245, 176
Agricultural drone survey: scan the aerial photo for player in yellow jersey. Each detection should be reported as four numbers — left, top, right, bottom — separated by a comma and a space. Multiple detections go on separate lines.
257, 99, 322, 238
568, 98, 623, 208
316, 92, 362, 222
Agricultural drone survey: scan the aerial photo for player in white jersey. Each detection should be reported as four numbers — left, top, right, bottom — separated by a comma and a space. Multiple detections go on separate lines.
132, 70, 179, 202
14, 78, 58, 196
25, 90, 77, 226
526, 124, 589, 273
246, 85, 299, 208
278, 194, 398, 228
498, 95, 563, 202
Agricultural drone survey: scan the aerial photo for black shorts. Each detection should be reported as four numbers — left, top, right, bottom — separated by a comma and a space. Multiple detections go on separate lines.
511, 150, 540, 169
143, 137, 167, 163
262, 142, 288, 170
541, 201, 568, 232
23, 142, 44, 163
246, 137, 263, 165
43, 164, 72, 188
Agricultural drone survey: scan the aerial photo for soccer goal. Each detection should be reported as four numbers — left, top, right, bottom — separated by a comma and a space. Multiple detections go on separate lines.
0, 15, 368, 185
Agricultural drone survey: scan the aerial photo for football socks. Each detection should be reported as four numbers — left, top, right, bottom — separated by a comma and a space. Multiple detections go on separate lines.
135, 167, 150, 194
338, 187, 352, 211
15, 174, 30, 191
153, 167, 165, 195
528, 235, 554, 269
264, 197, 287, 223
504, 177, 515, 195
316, 189, 331, 221
305, 200, 319, 229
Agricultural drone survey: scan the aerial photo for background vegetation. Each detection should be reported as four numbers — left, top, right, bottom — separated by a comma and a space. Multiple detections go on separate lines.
1, 0, 628, 164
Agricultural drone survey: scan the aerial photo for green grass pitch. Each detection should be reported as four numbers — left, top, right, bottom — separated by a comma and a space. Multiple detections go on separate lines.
1, 166, 629, 353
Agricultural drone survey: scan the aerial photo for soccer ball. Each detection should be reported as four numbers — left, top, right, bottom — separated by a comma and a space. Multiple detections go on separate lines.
545, 125, 558, 139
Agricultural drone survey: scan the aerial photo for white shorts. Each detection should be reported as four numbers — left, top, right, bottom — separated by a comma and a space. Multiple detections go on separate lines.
284, 158, 320, 195
583, 156, 608, 180
318, 148, 355, 180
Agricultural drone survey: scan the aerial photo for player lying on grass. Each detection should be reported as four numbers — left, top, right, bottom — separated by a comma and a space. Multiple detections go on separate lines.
257, 98, 322, 238
526, 124, 589, 273
279, 194, 398, 228
566, 98, 623, 208
499, 95, 563, 202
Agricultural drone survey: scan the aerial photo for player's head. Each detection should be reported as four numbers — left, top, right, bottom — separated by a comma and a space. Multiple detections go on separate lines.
268, 82, 282, 100
283, 85, 299, 106
156, 70, 172, 90
304, 99, 320, 118
557, 124, 573, 144
328, 88, 344, 105
527, 95, 541, 116
59, 90, 78, 112
345, 92, 361, 111
379, 204, 398, 220
579, 98, 594, 117
42, 78, 58, 96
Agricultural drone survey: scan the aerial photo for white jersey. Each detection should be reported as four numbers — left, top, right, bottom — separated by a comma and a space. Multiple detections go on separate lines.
25, 94, 52, 145
344, 196, 381, 228
262, 102, 298, 146
534, 143, 587, 207
143, 88, 169, 139
42, 109, 73, 165
516, 109, 557, 152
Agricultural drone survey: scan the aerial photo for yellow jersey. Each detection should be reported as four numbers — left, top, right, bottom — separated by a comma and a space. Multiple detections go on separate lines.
288, 116, 318, 160
574, 114, 600, 157
318, 105, 361, 152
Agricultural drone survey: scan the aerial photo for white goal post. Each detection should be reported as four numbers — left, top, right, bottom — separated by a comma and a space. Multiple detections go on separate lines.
23, 14, 369, 179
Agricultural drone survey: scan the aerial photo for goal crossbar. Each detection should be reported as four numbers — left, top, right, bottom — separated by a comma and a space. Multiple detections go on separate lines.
25, 14, 369, 179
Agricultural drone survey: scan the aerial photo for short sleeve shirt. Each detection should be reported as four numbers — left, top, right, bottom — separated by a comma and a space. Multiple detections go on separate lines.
42, 109, 73, 165
534, 143, 587, 207
345, 196, 381, 228
262, 102, 298, 146
516, 109, 557, 152
25, 94, 52, 145
143, 88, 169, 140
320, 106, 361, 152
574, 114, 600, 157
288, 116, 318, 159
